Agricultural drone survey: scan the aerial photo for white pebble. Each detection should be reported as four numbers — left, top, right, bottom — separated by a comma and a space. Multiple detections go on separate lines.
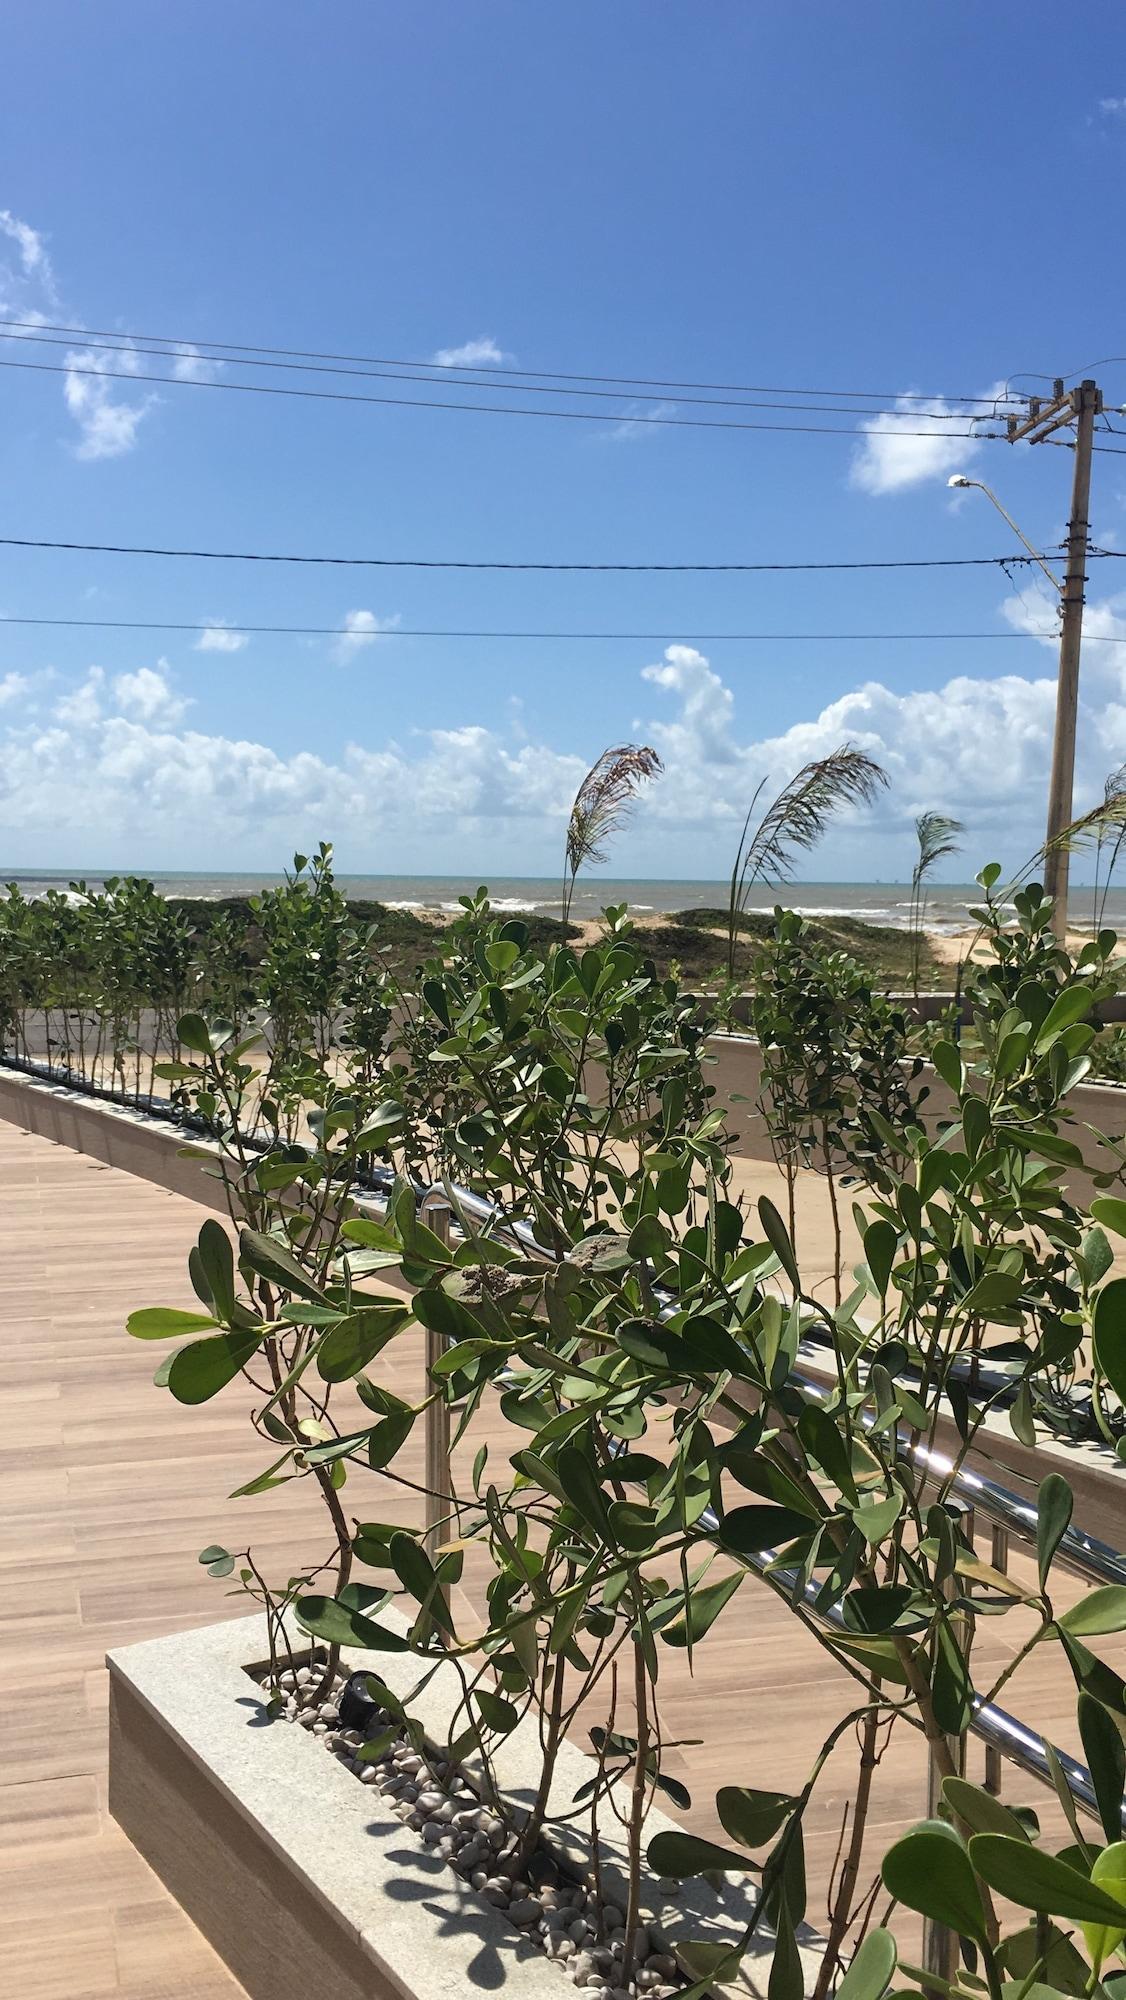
416, 1789, 446, 1813
359, 1765, 379, 1785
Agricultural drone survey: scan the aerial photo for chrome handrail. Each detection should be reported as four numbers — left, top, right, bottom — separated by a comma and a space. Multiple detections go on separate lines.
7, 1055, 1123, 1840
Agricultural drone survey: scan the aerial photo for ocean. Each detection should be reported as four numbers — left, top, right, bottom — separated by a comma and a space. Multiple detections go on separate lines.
5, 871, 1126, 935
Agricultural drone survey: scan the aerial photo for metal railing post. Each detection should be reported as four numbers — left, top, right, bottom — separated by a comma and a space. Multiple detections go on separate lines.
984, 1524, 1010, 1796
418, 1193, 453, 1603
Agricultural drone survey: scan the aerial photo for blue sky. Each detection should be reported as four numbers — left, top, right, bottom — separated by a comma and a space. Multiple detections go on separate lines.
2, 1, 1126, 881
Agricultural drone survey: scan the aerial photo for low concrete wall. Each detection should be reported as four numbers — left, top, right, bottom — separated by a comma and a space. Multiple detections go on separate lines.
702, 1034, 1126, 1202
109, 1611, 811, 2000
0, 1067, 233, 1214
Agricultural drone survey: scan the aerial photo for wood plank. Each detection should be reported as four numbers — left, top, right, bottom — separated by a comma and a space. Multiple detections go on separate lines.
0, 1114, 1120, 1991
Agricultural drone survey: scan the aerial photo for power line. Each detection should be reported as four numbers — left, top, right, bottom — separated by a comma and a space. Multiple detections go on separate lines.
0, 314, 1020, 408
0, 354, 1011, 441
0, 615, 1091, 642
0, 330, 1008, 423
0, 533, 1079, 573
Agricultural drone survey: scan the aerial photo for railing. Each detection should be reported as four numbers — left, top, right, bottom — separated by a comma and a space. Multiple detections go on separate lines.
5, 1051, 1124, 1977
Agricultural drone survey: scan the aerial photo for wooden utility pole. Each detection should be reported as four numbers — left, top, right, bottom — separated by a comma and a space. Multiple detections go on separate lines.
1007, 378, 1102, 938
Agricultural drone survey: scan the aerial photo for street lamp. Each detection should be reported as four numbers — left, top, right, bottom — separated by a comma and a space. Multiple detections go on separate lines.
946, 475, 1063, 597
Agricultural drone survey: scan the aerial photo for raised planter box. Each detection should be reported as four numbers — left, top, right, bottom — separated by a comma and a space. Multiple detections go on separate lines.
108, 1612, 817, 2000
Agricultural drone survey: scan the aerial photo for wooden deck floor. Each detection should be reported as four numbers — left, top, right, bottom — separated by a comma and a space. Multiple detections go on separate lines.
1, 1115, 1119, 1997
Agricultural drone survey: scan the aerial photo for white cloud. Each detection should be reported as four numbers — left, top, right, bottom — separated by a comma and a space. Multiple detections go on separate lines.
431, 337, 511, 368
195, 620, 249, 654
0, 209, 54, 295
850, 392, 991, 495
332, 609, 401, 662
0, 672, 30, 707
10, 621, 1126, 876
1099, 97, 1126, 116
112, 663, 189, 725
0, 206, 162, 457
54, 668, 104, 727
604, 399, 677, 443
63, 344, 160, 459
170, 343, 222, 382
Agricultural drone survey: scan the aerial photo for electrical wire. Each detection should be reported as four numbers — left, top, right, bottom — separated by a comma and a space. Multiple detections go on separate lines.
0, 329, 1012, 423
0, 534, 1077, 572
0, 354, 1013, 440
0, 615, 1083, 642
0, 314, 1023, 408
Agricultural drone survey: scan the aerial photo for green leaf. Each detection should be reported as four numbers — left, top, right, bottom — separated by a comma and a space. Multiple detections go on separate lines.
1095, 1279, 1126, 1402
717, 1504, 813, 1556
295, 1594, 409, 1652
1092, 1199, 1126, 1240
176, 1012, 212, 1054
608, 1499, 660, 1552
127, 1306, 220, 1339
931, 1040, 962, 1093
1083, 1841, 1126, 1972
758, 1196, 800, 1291
355, 1727, 398, 1763
969, 1833, 1126, 1924
931, 1616, 974, 1734
715, 1787, 796, 1850
646, 1829, 750, 1878
198, 1544, 230, 1565
557, 1442, 611, 1537
239, 1227, 329, 1305
834, 1929, 897, 2000
475, 1690, 519, 1734
1037, 1472, 1074, 1593
851, 1490, 903, 1545
941, 1777, 1030, 1841
1079, 1692, 1126, 1845
660, 1572, 743, 1647
768, 1893, 803, 2000
1081, 1225, 1115, 1287
864, 1219, 899, 1297
353, 1101, 407, 1149
197, 1218, 237, 1322
880, 1822, 987, 1945
1059, 1585, 1126, 1636
166, 1330, 261, 1404
1036, 985, 1095, 1045
317, 1306, 409, 1383
366, 1408, 415, 1470
842, 1586, 923, 1636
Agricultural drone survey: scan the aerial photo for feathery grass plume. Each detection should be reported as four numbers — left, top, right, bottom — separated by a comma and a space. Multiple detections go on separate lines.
562, 743, 662, 919
909, 811, 964, 997
1094, 761, 1126, 933
726, 745, 888, 978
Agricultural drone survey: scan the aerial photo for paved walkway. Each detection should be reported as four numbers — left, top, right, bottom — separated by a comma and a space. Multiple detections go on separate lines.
0, 1116, 1117, 1996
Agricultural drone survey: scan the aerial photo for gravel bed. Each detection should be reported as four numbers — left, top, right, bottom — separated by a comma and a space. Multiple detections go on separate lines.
264, 1665, 685, 2000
